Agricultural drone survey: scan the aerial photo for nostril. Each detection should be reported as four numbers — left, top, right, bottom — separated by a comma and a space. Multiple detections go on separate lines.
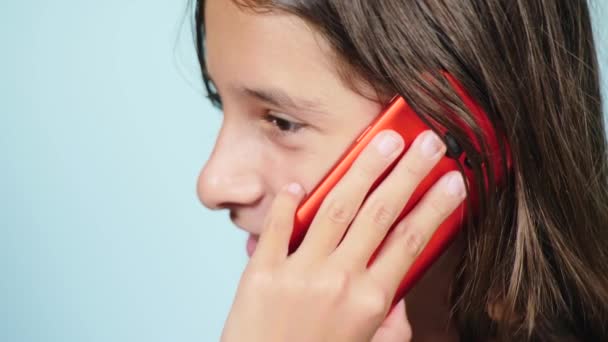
197, 169, 265, 210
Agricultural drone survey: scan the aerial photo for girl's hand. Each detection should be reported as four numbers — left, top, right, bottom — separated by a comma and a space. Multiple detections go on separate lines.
371, 299, 411, 342
221, 130, 466, 342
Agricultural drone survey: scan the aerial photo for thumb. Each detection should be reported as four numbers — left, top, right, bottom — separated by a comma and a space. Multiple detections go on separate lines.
371, 299, 412, 342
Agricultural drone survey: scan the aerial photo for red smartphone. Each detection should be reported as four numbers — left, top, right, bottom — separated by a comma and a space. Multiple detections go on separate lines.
288, 73, 510, 309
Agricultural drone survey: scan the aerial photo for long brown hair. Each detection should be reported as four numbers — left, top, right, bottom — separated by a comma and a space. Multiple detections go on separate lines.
193, 0, 608, 340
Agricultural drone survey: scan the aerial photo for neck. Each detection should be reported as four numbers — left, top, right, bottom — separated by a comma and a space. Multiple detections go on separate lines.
404, 232, 465, 341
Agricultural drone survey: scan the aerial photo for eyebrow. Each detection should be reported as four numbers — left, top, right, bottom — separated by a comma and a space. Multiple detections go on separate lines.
205, 68, 327, 115
240, 86, 326, 115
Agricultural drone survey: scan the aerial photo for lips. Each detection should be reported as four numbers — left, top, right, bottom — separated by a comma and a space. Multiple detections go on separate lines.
246, 234, 259, 257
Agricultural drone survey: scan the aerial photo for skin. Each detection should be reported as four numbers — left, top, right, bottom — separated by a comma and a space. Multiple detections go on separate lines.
197, 0, 466, 340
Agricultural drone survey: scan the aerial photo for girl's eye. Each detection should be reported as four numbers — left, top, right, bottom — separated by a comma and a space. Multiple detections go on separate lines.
204, 78, 223, 110
206, 92, 223, 110
263, 114, 305, 135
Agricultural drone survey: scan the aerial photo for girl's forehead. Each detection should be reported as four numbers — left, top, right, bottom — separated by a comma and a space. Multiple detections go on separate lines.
204, 0, 351, 111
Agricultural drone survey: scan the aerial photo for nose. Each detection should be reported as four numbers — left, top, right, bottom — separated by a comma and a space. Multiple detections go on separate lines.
197, 123, 264, 210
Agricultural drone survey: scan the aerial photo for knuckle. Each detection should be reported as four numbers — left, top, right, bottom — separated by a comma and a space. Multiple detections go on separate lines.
263, 214, 281, 233
367, 199, 397, 226
244, 267, 275, 290
427, 195, 450, 218
281, 274, 306, 296
402, 161, 426, 179
323, 196, 355, 224
274, 189, 296, 207
353, 155, 383, 181
270, 267, 309, 297
312, 270, 350, 302
329, 270, 351, 295
401, 230, 425, 258
351, 288, 389, 320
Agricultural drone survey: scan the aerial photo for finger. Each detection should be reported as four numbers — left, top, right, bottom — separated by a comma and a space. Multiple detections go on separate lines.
253, 182, 305, 265
333, 130, 446, 269
296, 130, 405, 260
371, 299, 412, 342
369, 171, 466, 295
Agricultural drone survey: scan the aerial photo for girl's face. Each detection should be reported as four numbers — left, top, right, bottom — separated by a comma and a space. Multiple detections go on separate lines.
197, 0, 384, 254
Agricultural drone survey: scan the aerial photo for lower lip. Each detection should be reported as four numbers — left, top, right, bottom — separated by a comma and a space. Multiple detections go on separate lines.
246, 234, 259, 257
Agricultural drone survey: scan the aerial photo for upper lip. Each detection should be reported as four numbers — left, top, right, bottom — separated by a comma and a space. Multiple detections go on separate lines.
230, 212, 260, 236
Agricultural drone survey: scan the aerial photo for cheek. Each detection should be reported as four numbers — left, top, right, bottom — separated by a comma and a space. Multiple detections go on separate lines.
263, 149, 312, 195
269, 135, 357, 196
262, 101, 381, 197
294, 105, 381, 193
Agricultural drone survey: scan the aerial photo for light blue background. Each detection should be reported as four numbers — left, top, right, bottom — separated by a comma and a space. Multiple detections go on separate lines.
1, 1, 606, 341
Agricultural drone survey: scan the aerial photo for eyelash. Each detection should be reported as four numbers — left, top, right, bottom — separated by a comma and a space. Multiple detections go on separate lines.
262, 114, 305, 136
205, 77, 224, 110
205, 92, 223, 110
204, 86, 306, 136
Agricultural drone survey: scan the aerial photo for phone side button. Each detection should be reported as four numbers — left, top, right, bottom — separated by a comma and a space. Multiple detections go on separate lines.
443, 132, 463, 159
355, 125, 373, 142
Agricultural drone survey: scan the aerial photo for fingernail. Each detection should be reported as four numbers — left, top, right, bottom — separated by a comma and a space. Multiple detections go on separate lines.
420, 131, 443, 159
286, 182, 303, 195
445, 173, 465, 197
374, 131, 402, 156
